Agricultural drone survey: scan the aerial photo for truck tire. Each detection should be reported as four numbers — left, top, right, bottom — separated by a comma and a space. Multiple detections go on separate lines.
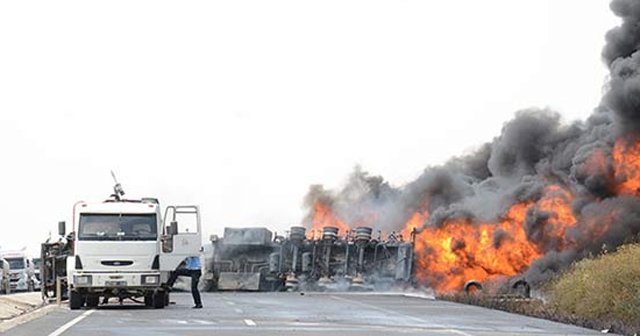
69, 291, 84, 310
86, 295, 99, 308
152, 290, 165, 309
164, 292, 169, 306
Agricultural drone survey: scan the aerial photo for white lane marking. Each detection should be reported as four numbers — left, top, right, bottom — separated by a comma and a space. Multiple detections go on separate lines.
234, 308, 243, 313
244, 319, 257, 326
48, 309, 95, 336
192, 320, 214, 325
226, 301, 235, 305
176, 320, 188, 324
445, 329, 475, 336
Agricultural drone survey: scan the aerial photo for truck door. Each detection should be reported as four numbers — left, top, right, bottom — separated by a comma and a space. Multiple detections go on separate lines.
159, 205, 202, 271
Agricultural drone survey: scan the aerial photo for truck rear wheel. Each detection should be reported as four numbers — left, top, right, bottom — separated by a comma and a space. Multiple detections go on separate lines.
152, 290, 165, 309
69, 291, 84, 310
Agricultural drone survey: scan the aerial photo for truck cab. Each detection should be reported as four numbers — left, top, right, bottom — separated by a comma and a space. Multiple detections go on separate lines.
67, 197, 202, 309
0, 250, 38, 292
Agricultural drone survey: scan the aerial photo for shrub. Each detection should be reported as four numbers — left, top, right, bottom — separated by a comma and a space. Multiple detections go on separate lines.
548, 244, 640, 329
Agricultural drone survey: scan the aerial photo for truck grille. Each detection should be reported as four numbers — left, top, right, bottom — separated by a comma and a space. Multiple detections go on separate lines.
101, 260, 134, 266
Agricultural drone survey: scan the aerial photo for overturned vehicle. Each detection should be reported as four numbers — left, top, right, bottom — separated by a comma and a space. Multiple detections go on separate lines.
203, 226, 416, 292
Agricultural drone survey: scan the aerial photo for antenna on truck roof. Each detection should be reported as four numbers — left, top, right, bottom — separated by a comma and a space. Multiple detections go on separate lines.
110, 171, 125, 201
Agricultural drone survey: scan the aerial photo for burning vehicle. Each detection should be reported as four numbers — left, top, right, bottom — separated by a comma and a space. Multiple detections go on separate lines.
205, 225, 414, 292
291, 0, 640, 298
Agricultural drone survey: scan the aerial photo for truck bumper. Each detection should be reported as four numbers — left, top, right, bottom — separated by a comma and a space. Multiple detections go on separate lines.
9, 279, 28, 291
72, 272, 162, 293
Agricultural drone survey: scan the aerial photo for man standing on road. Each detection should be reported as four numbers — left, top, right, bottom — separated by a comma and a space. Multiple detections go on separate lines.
165, 256, 203, 309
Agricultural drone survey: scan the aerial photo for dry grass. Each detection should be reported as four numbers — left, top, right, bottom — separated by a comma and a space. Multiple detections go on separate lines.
547, 244, 640, 333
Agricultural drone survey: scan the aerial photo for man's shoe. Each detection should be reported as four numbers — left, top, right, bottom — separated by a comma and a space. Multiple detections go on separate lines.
193, 304, 203, 309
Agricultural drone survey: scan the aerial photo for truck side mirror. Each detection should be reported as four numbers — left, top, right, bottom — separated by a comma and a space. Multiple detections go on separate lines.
169, 221, 178, 235
58, 221, 66, 237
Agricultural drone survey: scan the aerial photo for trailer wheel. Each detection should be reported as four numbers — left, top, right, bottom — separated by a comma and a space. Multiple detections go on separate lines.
69, 291, 84, 310
463, 280, 483, 295
152, 290, 165, 309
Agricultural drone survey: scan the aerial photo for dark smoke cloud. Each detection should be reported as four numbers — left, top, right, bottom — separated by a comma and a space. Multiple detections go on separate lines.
603, 0, 640, 65
603, 52, 640, 131
302, 0, 640, 289
603, 0, 640, 132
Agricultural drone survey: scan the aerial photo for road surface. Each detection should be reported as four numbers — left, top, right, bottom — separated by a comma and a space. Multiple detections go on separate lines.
3, 292, 604, 336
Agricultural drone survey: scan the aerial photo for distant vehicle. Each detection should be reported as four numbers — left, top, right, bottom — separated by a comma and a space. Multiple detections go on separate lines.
0, 250, 39, 292
0, 258, 10, 294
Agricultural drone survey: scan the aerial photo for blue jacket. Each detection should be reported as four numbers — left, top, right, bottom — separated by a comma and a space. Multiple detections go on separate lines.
184, 256, 201, 270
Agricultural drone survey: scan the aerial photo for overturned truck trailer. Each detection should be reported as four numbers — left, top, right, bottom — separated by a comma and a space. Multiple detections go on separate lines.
205, 226, 415, 291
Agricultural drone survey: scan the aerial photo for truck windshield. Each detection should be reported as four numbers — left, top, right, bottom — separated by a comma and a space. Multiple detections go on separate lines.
78, 213, 158, 241
5, 258, 25, 270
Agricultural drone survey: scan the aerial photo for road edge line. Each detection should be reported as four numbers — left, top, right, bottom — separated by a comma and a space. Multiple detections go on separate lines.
0, 303, 59, 333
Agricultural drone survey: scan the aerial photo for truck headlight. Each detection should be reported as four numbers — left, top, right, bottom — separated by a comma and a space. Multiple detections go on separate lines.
141, 275, 159, 285
74, 275, 92, 286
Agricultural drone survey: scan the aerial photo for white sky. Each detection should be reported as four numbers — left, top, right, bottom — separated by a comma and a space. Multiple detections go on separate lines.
0, 1, 619, 255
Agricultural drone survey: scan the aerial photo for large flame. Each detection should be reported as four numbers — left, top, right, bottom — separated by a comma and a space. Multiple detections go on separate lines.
408, 185, 579, 292
410, 201, 542, 292
305, 138, 640, 293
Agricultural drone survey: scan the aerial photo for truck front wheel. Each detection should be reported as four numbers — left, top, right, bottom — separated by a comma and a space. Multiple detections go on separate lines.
69, 291, 84, 310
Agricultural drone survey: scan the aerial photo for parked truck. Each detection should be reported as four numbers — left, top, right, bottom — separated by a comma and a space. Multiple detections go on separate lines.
0, 250, 39, 292
63, 179, 202, 309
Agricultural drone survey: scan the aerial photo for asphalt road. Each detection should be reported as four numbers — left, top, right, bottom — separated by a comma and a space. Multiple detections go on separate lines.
3, 292, 604, 336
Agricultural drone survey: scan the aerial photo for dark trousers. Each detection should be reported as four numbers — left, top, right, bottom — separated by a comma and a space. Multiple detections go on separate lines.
167, 269, 202, 306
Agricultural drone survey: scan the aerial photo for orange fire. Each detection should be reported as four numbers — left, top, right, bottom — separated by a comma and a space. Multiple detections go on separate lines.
613, 138, 640, 196
305, 136, 640, 293
407, 184, 579, 293
410, 201, 542, 292
401, 211, 429, 240
537, 185, 578, 250
308, 201, 350, 239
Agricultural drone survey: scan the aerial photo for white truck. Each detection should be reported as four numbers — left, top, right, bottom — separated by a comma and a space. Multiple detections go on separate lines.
66, 181, 202, 309
0, 250, 39, 292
